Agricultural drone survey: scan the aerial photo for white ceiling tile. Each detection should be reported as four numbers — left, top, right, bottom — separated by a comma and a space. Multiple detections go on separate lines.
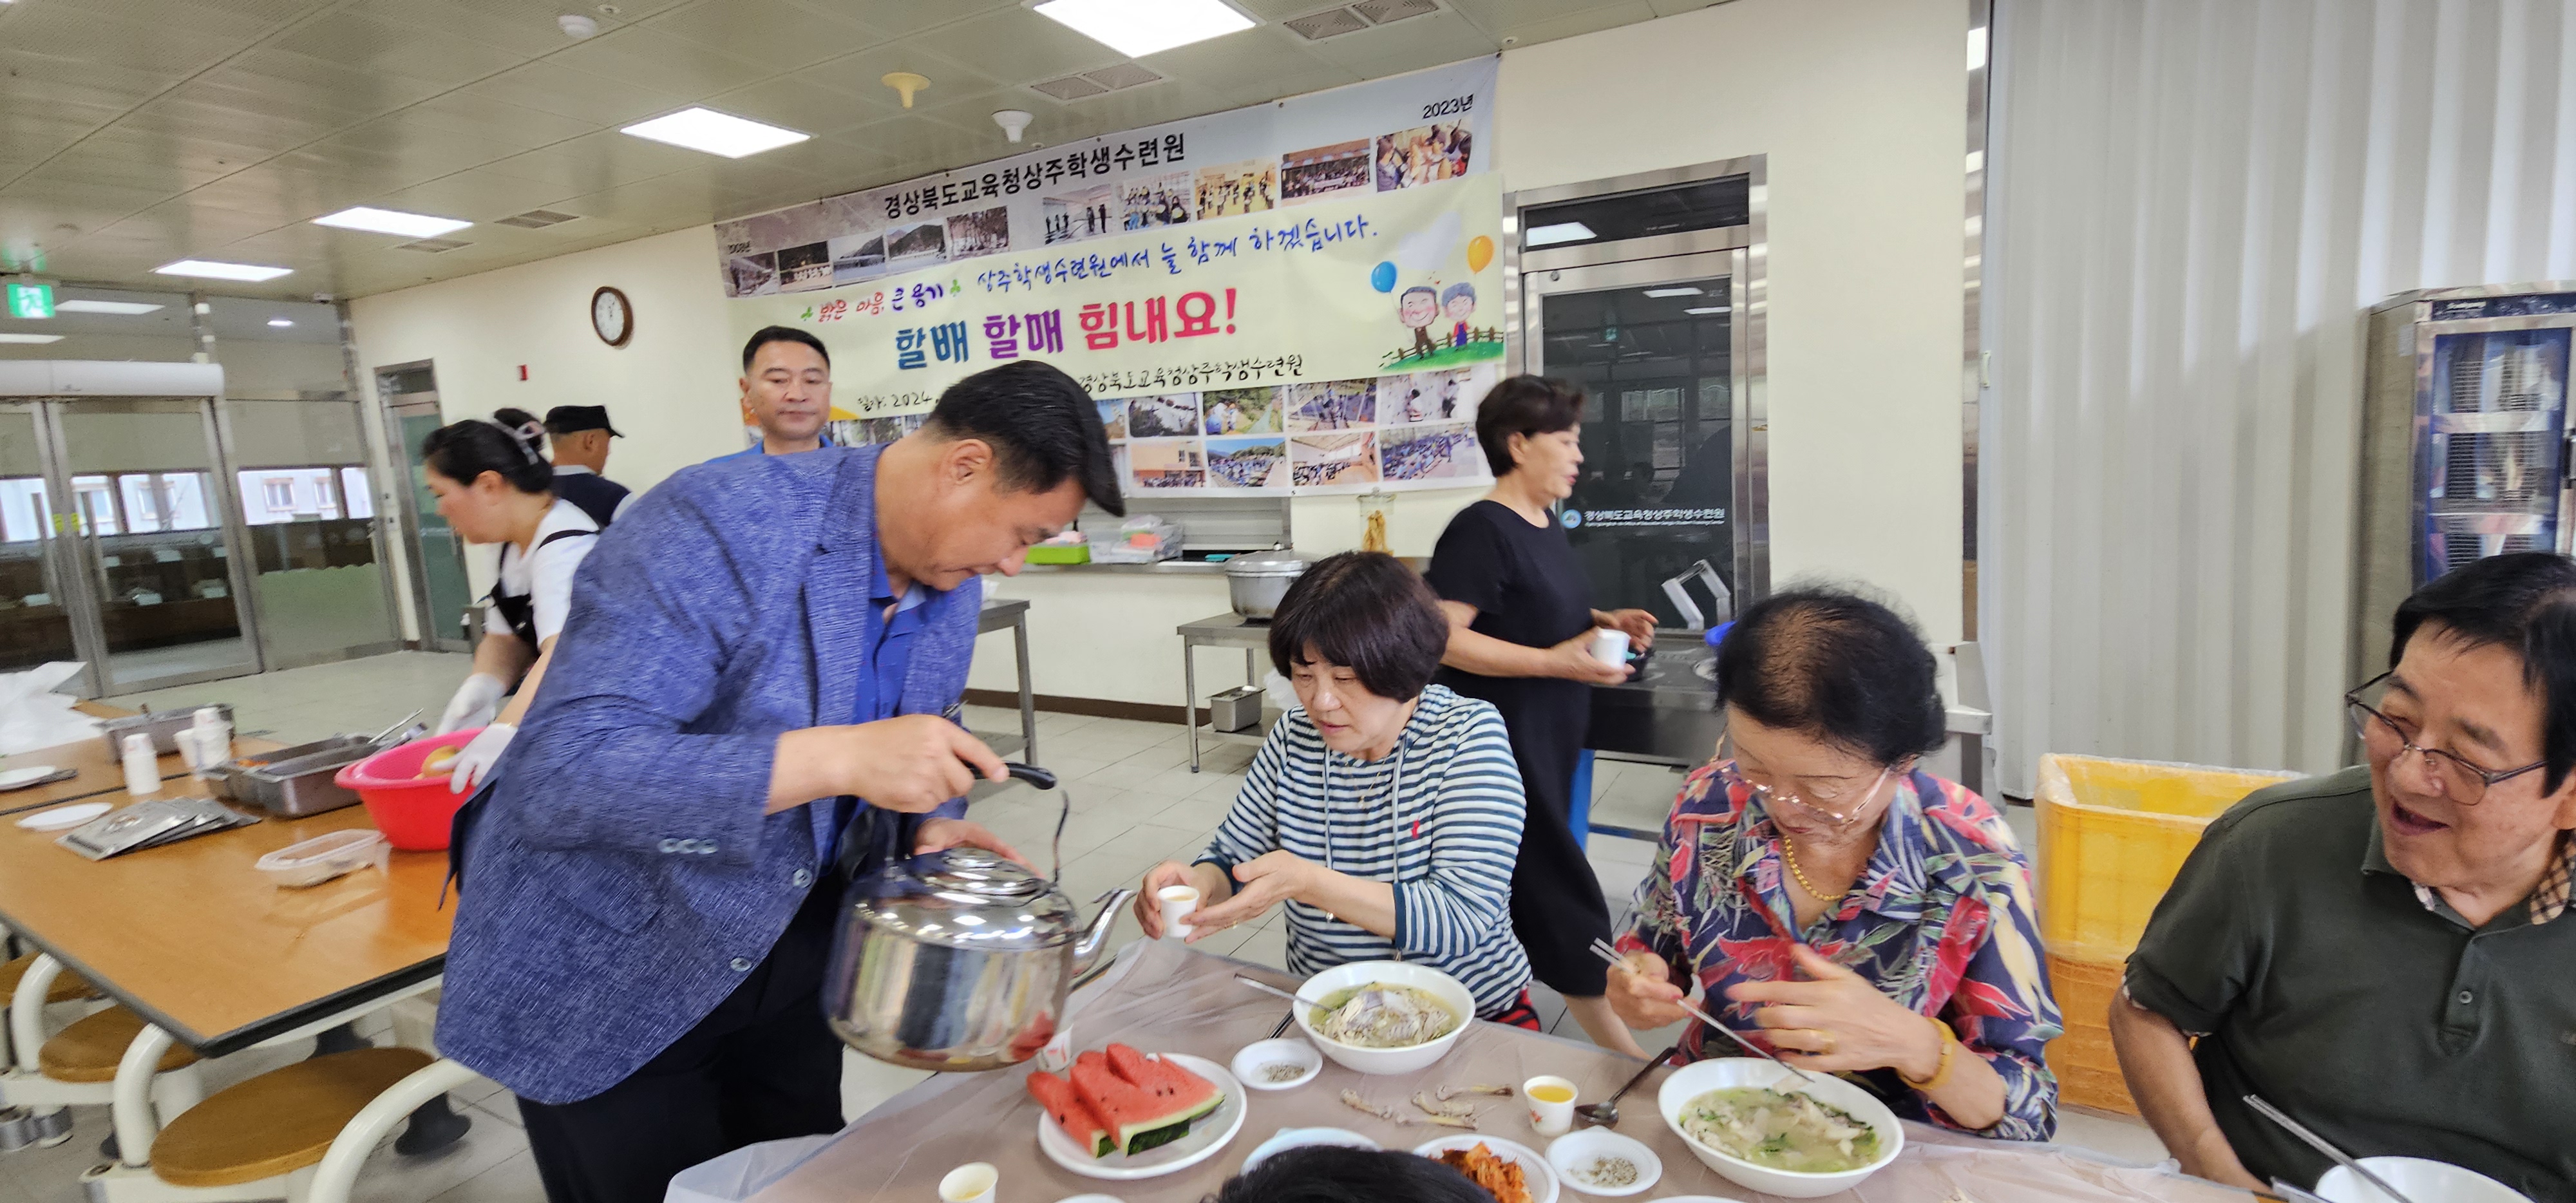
699, 77, 883, 138
193, 50, 455, 124
370, 169, 591, 222
459, 62, 696, 128
1298, 10, 1497, 75
1447, 0, 1656, 44
341, 0, 676, 57
0, 6, 247, 77
1141, 24, 1358, 108
477, 130, 712, 193
795, 0, 1021, 41
23, 147, 234, 196
95, 198, 293, 250
905, 8, 1129, 85
0, 49, 192, 113
1646, 0, 1727, 17
549, 26, 775, 99
643, 0, 887, 71
395, 93, 601, 146
1235, 0, 1341, 19
269, 11, 533, 86
791, 42, 1007, 106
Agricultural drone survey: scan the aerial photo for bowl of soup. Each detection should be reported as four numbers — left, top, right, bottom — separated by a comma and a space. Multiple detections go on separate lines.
1656, 1058, 1901, 1198
1291, 961, 1475, 1075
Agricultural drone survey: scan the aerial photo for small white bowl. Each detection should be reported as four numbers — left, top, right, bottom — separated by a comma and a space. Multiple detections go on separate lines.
1232, 1037, 1323, 1091
1544, 1128, 1662, 1197
2315, 1157, 2534, 1203
1656, 1057, 1902, 1199
1292, 961, 1476, 1075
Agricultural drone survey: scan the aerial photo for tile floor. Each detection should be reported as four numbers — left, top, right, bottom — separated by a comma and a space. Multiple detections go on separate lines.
3, 652, 2164, 1203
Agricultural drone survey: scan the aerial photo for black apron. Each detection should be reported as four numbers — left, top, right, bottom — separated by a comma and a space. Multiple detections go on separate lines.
445, 526, 598, 898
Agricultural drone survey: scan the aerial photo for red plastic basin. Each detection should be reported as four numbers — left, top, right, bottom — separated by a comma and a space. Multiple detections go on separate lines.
334, 730, 480, 851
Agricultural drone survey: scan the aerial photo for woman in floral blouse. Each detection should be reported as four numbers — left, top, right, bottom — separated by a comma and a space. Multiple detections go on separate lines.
1607, 585, 2060, 1139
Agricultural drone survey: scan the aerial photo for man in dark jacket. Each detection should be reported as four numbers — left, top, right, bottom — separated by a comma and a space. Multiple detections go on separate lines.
544, 404, 632, 525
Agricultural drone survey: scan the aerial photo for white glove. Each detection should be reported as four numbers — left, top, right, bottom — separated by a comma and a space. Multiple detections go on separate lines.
437, 673, 507, 735
448, 722, 516, 794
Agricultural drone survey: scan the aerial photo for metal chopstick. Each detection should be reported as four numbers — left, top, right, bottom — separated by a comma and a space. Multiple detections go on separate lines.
1589, 939, 1817, 1084
2243, 1095, 2421, 1203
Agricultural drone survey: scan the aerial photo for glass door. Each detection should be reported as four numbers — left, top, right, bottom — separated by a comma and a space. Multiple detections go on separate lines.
393, 401, 475, 651
45, 397, 260, 692
0, 405, 82, 674
221, 399, 400, 668
1523, 249, 1755, 627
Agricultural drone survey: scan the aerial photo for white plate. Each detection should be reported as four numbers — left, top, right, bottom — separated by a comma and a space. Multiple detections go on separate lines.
1241, 1127, 1380, 1172
1054, 1196, 1128, 1203
2315, 1157, 2534, 1203
16, 802, 108, 831
1036, 1052, 1246, 1182
1414, 1134, 1560, 1203
0, 765, 60, 791
1545, 1129, 1662, 1197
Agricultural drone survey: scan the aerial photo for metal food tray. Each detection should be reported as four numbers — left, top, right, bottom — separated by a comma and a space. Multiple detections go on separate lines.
99, 705, 234, 757
209, 734, 382, 818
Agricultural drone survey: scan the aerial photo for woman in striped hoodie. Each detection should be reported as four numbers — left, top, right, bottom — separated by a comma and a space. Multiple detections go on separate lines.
1135, 552, 1541, 1025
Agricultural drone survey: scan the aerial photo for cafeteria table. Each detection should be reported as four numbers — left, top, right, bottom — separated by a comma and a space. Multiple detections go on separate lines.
744, 938, 2257, 1203
0, 721, 477, 1203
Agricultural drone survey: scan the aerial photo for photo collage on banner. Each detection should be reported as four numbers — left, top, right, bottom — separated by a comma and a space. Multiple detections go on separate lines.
718, 55, 1505, 496
1096, 363, 1495, 497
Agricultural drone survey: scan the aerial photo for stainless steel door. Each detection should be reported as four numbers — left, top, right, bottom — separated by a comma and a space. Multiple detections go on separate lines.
1522, 248, 1762, 625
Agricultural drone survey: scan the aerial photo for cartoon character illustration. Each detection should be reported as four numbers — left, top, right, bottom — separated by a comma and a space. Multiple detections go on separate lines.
1441, 282, 1477, 349
1401, 285, 1440, 361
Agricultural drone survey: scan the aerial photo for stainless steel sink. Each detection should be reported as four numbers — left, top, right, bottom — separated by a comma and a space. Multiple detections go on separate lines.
1586, 632, 1721, 765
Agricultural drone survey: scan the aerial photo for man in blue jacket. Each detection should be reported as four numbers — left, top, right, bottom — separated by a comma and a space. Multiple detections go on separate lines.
435, 360, 1123, 1203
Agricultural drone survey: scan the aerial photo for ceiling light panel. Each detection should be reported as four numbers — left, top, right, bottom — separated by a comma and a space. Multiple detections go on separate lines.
313, 206, 473, 238
154, 260, 294, 281
0, 334, 67, 345
53, 300, 166, 315
1033, 0, 1256, 58
620, 107, 811, 158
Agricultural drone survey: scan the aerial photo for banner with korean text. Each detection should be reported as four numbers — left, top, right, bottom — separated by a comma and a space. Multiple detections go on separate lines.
717, 57, 1503, 495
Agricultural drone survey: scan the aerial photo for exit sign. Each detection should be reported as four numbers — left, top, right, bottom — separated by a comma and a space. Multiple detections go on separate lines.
6, 282, 53, 319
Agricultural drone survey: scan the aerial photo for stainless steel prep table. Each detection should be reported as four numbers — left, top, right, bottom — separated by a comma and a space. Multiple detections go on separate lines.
976, 598, 1039, 765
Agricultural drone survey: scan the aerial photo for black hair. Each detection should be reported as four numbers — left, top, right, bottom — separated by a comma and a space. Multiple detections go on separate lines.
1714, 583, 1946, 768
2389, 551, 2576, 793
920, 360, 1125, 515
421, 410, 553, 495
741, 325, 830, 372
1265, 551, 1448, 703
1216, 1147, 1492, 1203
1474, 375, 1585, 474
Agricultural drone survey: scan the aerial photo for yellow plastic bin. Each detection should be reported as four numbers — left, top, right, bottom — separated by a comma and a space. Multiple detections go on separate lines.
2034, 753, 2300, 1115
2034, 753, 2302, 964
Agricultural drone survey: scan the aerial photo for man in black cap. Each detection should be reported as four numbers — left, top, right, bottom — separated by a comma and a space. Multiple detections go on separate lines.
543, 405, 632, 526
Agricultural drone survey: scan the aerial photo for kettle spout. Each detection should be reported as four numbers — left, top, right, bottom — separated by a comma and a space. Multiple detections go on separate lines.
1071, 888, 1136, 974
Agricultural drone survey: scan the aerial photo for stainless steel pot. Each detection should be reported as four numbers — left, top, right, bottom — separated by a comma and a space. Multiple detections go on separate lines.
823, 766, 1133, 1071
1225, 546, 1319, 619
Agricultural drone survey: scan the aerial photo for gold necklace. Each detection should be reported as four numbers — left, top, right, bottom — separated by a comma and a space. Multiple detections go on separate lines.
1779, 836, 1846, 903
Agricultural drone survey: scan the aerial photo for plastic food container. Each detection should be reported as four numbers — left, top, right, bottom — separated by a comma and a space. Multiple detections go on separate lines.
254, 829, 388, 888
334, 730, 481, 850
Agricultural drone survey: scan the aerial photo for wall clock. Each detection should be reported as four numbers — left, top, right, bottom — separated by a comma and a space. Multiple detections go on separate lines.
591, 285, 632, 348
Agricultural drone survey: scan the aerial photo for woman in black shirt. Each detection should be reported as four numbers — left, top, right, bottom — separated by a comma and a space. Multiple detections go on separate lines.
1424, 375, 1654, 1057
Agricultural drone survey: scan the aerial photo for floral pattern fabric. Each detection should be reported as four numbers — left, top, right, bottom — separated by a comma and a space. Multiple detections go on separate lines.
1616, 761, 2062, 1140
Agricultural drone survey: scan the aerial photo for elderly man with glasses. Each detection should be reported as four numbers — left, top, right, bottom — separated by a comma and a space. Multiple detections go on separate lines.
2112, 552, 2576, 1200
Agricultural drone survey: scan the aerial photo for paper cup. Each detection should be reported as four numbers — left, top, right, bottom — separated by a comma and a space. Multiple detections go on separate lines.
937, 1162, 996, 1203
1589, 628, 1629, 667
1524, 1075, 1578, 1138
1158, 884, 1201, 940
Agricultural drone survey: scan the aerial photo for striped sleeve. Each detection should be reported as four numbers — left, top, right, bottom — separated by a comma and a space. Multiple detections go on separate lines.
1390, 706, 1525, 961
1197, 714, 1292, 874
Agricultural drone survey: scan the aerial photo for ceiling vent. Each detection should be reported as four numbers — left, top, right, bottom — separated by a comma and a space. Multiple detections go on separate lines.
1032, 62, 1165, 100
392, 238, 471, 252
1351, 0, 1438, 23
493, 209, 580, 229
1285, 0, 1437, 39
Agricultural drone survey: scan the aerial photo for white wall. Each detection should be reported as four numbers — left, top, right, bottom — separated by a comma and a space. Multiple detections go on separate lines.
348, 227, 744, 600
348, 0, 1974, 700
1985, 0, 2576, 793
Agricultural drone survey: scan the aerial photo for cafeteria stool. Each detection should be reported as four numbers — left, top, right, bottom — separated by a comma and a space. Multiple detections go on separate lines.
0, 956, 205, 1155
0, 951, 104, 1068
80, 1048, 483, 1203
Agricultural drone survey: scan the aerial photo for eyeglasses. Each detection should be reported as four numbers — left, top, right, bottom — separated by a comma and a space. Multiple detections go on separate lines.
2345, 671, 2546, 804
1719, 734, 1892, 826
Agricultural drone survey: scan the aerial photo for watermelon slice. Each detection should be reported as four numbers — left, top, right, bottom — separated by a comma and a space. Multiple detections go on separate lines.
1027, 1070, 1114, 1159
1074, 1044, 1224, 1156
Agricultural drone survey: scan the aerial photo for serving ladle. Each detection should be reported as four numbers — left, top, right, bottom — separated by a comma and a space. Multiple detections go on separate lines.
1576, 1045, 1677, 1128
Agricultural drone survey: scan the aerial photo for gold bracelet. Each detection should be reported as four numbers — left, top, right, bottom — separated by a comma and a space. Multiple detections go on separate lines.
1899, 1016, 1957, 1090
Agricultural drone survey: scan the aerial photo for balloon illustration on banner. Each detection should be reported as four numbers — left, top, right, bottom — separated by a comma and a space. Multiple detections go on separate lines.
1466, 235, 1493, 273
1370, 261, 1397, 292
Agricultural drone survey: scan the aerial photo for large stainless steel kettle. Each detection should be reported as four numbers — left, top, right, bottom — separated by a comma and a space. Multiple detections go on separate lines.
822, 764, 1133, 1071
